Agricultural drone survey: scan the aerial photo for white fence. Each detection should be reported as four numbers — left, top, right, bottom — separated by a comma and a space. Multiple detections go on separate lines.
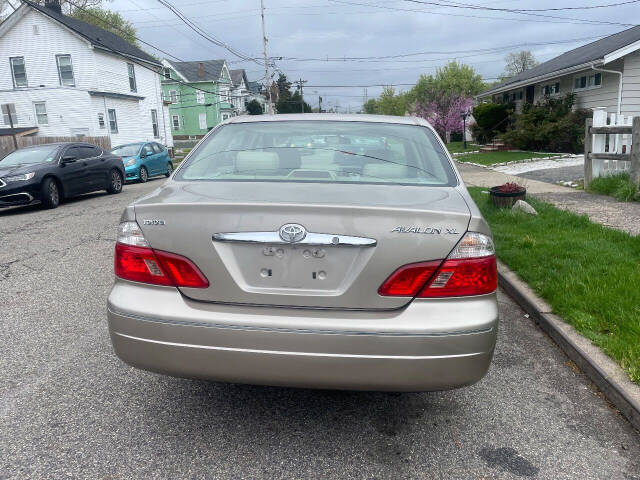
591, 108, 633, 177
584, 109, 639, 188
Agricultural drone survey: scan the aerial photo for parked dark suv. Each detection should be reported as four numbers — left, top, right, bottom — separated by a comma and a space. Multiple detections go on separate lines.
0, 142, 125, 209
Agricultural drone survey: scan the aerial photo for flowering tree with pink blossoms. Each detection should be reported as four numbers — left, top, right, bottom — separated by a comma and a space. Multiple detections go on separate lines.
412, 91, 473, 142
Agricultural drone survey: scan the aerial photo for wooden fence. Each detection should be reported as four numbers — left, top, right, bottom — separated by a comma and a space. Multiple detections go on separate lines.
0, 136, 111, 159
584, 109, 640, 188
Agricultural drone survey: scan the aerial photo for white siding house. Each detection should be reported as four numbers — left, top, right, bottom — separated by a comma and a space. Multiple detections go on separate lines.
0, 1, 172, 147
478, 26, 640, 118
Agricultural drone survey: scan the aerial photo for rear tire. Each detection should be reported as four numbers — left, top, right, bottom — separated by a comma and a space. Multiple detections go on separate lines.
41, 177, 60, 209
165, 161, 174, 177
107, 169, 123, 194
139, 166, 148, 183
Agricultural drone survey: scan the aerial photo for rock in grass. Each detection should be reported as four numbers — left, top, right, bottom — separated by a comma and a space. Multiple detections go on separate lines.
512, 200, 537, 215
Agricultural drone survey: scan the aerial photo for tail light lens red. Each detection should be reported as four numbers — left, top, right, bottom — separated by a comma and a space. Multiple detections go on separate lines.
378, 232, 497, 298
114, 221, 209, 288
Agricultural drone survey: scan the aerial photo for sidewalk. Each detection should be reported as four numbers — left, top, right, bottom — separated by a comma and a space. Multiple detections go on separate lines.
457, 162, 640, 236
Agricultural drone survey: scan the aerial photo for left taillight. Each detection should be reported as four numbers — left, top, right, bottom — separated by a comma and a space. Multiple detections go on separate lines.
378, 232, 497, 298
114, 221, 209, 288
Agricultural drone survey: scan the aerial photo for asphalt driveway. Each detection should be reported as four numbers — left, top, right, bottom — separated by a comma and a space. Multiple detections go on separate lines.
1, 179, 639, 479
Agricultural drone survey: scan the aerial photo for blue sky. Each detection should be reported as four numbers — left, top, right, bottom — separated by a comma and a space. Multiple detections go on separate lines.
108, 0, 639, 111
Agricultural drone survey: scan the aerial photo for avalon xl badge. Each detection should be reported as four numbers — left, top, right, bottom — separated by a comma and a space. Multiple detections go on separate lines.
279, 223, 307, 243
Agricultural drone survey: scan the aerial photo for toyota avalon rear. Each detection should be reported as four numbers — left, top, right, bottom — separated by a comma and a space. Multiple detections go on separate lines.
106, 115, 498, 391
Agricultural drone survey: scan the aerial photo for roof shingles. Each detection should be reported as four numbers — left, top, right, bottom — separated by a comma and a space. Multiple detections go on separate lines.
481, 25, 640, 96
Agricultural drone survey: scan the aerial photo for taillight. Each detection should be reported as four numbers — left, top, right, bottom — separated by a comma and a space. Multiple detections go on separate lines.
378, 232, 497, 298
114, 221, 209, 288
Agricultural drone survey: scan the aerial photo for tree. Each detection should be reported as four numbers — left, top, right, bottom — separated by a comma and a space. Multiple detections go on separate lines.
412, 90, 473, 142
274, 74, 312, 113
363, 98, 378, 114
504, 51, 538, 78
71, 7, 138, 46
246, 99, 263, 115
407, 61, 485, 106
373, 87, 408, 116
29, 0, 109, 14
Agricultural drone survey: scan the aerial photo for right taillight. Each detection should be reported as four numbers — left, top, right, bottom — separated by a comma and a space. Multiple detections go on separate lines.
114, 221, 209, 288
379, 232, 497, 298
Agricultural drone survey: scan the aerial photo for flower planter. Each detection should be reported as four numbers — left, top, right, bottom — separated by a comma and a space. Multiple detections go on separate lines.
489, 186, 526, 208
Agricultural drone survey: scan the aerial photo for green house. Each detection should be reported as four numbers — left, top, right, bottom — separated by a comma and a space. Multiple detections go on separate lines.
161, 59, 234, 139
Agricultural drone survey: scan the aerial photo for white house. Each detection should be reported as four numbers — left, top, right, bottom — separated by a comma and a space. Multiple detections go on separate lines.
229, 68, 249, 114
478, 25, 640, 118
0, 0, 172, 148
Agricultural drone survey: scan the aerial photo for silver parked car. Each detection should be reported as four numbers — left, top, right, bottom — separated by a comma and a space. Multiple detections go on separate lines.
107, 114, 498, 391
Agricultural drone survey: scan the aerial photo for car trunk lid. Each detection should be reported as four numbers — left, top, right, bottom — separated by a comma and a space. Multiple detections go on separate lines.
134, 181, 471, 310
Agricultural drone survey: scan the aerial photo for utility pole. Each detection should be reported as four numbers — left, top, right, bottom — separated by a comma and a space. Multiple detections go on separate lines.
260, 0, 273, 114
318, 96, 322, 113
295, 78, 307, 113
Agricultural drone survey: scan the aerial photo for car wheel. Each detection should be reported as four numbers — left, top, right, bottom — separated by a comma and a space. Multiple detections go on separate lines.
165, 162, 174, 177
139, 166, 148, 183
41, 177, 60, 209
107, 169, 123, 194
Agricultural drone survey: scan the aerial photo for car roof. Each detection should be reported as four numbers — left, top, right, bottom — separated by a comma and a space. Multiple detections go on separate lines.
224, 113, 433, 128
19, 142, 98, 149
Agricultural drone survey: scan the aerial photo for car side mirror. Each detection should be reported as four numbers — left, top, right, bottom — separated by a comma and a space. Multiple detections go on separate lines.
140, 151, 148, 158
61, 155, 77, 164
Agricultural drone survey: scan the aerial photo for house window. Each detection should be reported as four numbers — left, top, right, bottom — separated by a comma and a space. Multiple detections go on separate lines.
541, 82, 561, 96
56, 54, 75, 87
198, 112, 206, 129
151, 109, 159, 137
196, 91, 205, 104
574, 73, 601, 91
10, 57, 27, 87
163, 68, 171, 79
108, 108, 118, 133
98, 112, 105, 129
33, 25, 39, 35
33, 102, 48, 125
222, 113, 229, 121
169, 90, 177, 103
127, 63, 137, 92
172, 114, 180, 130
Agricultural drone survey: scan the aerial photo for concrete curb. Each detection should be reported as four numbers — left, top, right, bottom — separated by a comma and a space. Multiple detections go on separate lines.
497, 260, 640, 432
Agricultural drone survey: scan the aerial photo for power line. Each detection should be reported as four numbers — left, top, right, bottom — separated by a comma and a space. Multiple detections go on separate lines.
398, 0, 638, 26
155, 0, 264, 65
329, 0, 637, 27
422, 0, 640, 13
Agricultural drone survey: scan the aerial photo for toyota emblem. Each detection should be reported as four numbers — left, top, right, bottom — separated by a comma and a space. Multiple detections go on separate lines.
279, 223, 307, 243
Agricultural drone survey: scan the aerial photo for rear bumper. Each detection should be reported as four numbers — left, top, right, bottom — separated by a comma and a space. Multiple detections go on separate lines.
107, 280, 498, 391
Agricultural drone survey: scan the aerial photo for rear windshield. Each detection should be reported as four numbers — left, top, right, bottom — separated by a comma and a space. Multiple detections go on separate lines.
111, 144, 142, 156
174, 121, 457, 186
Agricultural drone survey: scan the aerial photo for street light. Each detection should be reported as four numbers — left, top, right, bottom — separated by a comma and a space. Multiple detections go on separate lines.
460, 110, 470, 149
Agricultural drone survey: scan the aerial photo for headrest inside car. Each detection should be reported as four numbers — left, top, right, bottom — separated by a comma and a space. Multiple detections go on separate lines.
235, 151, 279, 173
362, 163, 411, 179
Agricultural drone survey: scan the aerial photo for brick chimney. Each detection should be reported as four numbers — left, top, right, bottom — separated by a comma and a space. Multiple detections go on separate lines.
197, 62, 205, 78
44, 0, 62, 14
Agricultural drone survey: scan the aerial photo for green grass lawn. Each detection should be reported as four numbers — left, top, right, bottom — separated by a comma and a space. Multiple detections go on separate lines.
456, 151, 559, 166
469, 187, 640, 383
588, 172, 639, 202
446, 141, 479, 154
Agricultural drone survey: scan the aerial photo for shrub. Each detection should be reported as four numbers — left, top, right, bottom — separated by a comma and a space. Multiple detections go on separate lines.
502, 94, 590, 153
471, 103, 512, 143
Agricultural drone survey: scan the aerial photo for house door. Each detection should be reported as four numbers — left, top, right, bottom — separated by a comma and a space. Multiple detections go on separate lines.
525, 85, 535, 104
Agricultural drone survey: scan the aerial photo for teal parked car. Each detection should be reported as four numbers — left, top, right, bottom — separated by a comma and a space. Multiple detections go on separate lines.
110, 142, 173, 183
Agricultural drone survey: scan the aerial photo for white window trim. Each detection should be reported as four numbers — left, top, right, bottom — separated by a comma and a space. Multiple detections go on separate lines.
56, 54, 75, 87
98, 112, 105, 129
573, 73, 602, 92
169, 90, 177, 103
172, 114, 180, 130
33, 101, 48, 125
540, 82, 561, 97
108, 108, 118, 134
127, 63, 137, 93
196, 91, 205, 104
198, 112, 207, 129
151, 109, 159, 138
10, 56, 27, 88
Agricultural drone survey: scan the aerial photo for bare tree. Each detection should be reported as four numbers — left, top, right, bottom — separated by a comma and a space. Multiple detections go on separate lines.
504, 50, 538, 78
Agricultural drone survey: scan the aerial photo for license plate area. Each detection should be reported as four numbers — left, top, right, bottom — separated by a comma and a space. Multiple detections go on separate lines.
220, 243, 364, 294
